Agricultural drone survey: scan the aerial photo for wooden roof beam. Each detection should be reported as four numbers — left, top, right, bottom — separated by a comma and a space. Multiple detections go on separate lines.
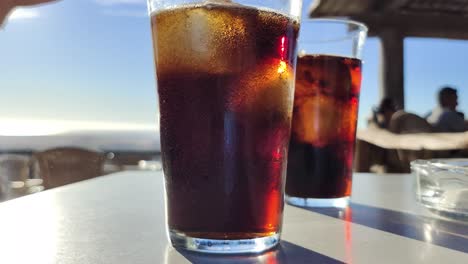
351, 13, 468, 40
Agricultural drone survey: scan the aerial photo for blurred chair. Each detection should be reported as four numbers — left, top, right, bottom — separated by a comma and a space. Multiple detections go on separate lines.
0, 154, 31, 183
33, 147, 105, 189
354, 139, 402, 173
388, 111, 434, 172
0, 154, 31, 200
388, 110, 434, 134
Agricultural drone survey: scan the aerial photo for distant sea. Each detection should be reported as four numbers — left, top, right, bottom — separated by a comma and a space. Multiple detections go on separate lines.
0, 130, 160, 152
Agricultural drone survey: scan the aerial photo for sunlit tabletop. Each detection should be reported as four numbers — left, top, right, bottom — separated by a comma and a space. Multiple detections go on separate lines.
0, 171, 467, 264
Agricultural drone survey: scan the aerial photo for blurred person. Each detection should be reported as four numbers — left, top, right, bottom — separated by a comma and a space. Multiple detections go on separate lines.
0, 0, 57, 27
426, 86, 466, 132
368, 97, 397, 129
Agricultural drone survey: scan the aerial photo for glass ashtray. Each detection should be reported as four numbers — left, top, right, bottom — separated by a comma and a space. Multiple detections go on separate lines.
411, 159, 468, 221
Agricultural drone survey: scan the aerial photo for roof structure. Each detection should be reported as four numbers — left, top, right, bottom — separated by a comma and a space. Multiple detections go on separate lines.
310, 0, 468, 39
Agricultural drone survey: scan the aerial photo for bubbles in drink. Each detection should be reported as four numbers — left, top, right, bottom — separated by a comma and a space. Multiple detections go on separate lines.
227, 58, 294, 117
153, 2, 257, 75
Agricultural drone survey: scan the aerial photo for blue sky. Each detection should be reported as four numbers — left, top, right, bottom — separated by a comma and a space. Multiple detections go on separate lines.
0, 0, 466, 134
0, 0, 156, 133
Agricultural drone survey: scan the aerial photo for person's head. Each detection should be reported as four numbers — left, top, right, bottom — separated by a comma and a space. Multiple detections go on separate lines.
375, 97, 397, 128
438, 86, 458, 111
377, 97, 397, 115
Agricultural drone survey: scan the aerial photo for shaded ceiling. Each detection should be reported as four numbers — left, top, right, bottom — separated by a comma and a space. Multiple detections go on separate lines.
309, 0, 468, 39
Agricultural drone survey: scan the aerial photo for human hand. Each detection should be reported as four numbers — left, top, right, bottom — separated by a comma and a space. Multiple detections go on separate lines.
1, 0, 58, 27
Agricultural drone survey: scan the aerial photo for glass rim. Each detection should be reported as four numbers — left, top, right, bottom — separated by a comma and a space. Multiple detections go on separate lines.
302, 18, 368, 33
298, 17, 368, 48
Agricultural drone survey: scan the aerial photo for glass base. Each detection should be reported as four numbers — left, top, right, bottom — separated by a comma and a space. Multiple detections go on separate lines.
285, 195, 350, 208
169, 230, 279, 254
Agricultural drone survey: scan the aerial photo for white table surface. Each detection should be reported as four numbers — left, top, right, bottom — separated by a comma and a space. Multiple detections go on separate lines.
0, 171, 467, 264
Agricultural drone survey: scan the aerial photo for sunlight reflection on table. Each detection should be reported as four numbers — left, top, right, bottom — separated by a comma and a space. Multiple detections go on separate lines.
0, 193, 59, 263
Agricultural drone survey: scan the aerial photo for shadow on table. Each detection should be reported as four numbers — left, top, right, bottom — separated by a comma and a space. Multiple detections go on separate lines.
168, 240, 341, 264
293, 203, 468, 254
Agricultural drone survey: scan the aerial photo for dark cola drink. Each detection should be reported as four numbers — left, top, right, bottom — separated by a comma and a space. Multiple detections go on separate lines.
286, 55, 362, 200
151, 2, 299, 240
